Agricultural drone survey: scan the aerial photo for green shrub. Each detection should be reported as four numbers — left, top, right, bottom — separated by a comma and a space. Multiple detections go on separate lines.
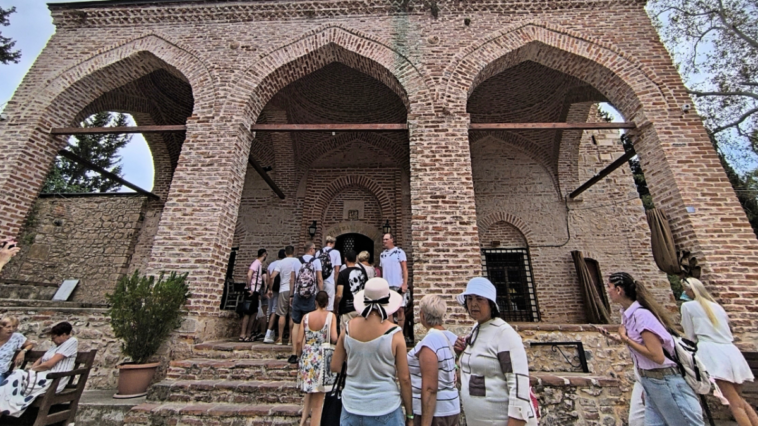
107, 271, 190, 364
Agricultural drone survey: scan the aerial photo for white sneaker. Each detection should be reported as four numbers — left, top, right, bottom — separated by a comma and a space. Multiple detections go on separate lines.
263, 330, 274, 344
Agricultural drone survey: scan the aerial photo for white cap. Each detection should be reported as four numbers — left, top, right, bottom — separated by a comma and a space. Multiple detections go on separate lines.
456, 277, 497, 306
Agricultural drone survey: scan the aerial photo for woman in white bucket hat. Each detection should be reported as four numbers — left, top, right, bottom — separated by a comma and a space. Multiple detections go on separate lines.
454, 277, 537, 426
331, 278, 414, 425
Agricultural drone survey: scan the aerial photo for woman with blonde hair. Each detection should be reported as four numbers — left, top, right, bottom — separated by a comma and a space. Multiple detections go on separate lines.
357, 251, 376, 279
407, 294, 460, 426
680, 277, 757, 426
0, 316, 34, 377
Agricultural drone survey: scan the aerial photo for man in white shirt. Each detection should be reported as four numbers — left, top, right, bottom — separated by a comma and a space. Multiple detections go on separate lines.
263, 249, 285, 344
316, 235, 341, 312
379, 232, 408, 330
268, 246, 301, 346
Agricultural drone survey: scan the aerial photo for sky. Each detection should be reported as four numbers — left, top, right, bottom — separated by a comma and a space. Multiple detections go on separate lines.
0, 0, 154, 192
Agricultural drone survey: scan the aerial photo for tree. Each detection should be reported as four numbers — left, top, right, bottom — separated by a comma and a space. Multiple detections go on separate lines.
0, 6, 20, 65
42, 112, 132, 193
648, 0, 758, 154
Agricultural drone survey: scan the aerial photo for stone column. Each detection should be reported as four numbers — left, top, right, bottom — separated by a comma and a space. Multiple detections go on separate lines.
408, 114, 481, 334
145, 115, 251, 342
634, 115, 758, 350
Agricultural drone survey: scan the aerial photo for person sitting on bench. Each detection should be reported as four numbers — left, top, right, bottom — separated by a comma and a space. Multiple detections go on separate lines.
0, 321, 78, 418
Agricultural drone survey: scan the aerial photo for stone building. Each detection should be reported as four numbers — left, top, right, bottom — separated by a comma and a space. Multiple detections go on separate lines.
1, 0, 757, 423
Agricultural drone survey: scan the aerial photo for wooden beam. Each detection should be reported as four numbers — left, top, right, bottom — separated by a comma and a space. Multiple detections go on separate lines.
569, 147, 637, 199
251, 123, 408, 132
51, 125, 186, 135
57, 149, 160, 200
248, 156, 285, 199
470, 122, 636, 130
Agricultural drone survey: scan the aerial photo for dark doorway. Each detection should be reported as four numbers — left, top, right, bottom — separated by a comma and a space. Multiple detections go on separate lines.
336, 233, 375, 264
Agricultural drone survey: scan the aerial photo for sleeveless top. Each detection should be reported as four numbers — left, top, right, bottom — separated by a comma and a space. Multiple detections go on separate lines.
342, 326, 402, 416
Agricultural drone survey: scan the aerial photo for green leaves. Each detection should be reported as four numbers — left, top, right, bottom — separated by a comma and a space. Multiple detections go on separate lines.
107, 271, 190, 364
0, 6, 21, 65
41, 112, 133, 194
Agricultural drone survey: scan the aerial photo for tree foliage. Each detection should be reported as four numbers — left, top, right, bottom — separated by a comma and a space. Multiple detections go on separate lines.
648, 0, 758, 153
107, 271, 190, 364
0, 6, 20, 65
42, 112, 132, 193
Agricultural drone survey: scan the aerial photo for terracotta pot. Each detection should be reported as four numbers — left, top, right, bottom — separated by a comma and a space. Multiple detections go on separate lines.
114, 362, 160, 399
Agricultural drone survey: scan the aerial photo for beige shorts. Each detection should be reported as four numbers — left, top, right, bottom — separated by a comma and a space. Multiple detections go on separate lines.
276, 290, 291, 317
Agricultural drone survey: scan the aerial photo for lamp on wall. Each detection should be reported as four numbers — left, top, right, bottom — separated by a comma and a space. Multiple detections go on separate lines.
382, 220, 392, 235
308, 221, 318, 238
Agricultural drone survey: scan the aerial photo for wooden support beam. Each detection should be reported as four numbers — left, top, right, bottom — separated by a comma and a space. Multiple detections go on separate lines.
251, 123, 408, 132
248, 156, 285, 200
470, 122, 636, 130
51, 125, 186, 135
569, 147, 637, 199
57, 149, 160, 200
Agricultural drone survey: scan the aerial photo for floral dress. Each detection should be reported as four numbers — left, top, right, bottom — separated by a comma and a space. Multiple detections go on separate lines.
297, 312, 336, 393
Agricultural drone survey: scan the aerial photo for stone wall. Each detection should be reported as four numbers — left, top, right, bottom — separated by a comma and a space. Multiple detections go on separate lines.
0, 194, 148, 304
1, 301, 122, 390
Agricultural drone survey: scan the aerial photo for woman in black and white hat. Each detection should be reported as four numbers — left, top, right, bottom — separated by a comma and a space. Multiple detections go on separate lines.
331, 277, 414, 426
453, 277, 537, 426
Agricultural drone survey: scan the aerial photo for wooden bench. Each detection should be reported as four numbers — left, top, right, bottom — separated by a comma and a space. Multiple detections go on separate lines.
4, 349, 97, 426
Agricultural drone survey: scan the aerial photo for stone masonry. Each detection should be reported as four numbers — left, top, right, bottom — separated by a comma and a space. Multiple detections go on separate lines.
0, 0, 756, 354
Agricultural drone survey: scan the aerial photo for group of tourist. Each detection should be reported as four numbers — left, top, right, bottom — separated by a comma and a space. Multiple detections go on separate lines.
602, 273, 758, 426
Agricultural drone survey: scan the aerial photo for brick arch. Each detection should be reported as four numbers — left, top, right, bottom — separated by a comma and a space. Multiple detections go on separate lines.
444, 23, 673, 121
312, 176, 395, 224
477, 212, 534, 247
297, 132, 409, 170
470, 133, 560, 195
14, 34, 215, 122
225, 24, 434, 126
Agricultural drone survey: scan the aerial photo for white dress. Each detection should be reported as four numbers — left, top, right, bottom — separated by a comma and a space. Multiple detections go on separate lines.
681, 301, 754, 384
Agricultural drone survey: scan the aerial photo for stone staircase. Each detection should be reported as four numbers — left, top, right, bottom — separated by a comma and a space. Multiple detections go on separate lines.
121, 339, 631, 426
125, 341, 306, 425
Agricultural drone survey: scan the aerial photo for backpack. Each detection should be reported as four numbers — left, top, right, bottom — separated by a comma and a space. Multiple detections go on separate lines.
318, 248, 334, 279
295, 256, 318, 298
663, 333, 712, 395
272, 272, 281, 293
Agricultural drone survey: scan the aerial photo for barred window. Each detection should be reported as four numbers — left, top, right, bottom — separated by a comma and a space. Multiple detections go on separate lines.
481, 248, 539, 322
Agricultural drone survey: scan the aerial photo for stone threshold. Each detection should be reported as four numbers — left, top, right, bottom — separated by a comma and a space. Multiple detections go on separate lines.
510, 322, 617, 332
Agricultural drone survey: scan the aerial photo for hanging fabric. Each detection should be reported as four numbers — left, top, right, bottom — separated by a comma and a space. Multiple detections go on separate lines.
646, 208, 682, 275
571, 250, 612, 324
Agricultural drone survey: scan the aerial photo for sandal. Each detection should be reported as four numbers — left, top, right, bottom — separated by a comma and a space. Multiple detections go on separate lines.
238, 336, 246, 342
244, 335, 254, 342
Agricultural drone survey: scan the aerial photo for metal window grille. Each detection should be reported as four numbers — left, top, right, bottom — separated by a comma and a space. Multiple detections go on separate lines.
481, 248, 540, 322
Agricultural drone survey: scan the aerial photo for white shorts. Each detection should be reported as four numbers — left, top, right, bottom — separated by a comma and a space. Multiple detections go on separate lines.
389, 287, 409, 308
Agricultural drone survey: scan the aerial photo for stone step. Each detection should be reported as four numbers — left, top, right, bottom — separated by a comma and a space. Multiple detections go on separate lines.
168, 357, 298, 381
124, 402, 303, 426
147, 379, 302, 405
192, 340, 293, 359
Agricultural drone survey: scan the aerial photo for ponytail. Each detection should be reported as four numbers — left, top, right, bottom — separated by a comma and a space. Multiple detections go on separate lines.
609, 272, 675, 331
682, 278, 719, 326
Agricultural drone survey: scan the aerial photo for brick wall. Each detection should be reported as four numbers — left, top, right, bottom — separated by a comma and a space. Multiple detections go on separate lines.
0, 194, 148, 303
0, 0, 756, 346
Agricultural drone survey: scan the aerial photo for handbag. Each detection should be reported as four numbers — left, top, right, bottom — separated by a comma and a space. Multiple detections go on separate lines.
321, 360, 346, 424
321, 313, 337, 387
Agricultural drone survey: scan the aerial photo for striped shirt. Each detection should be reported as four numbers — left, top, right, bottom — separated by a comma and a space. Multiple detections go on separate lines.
41, 337, 78, 392
407, 329, 461, 417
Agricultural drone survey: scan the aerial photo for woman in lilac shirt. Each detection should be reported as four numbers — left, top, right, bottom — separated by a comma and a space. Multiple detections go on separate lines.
603, 272, 704, 426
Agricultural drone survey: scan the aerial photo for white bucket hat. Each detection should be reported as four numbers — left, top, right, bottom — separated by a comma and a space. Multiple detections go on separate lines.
353, 278, 404, 321
456, 277, 497, 306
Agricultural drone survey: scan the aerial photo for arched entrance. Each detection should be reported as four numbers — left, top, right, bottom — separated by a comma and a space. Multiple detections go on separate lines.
335, 233, 375, 264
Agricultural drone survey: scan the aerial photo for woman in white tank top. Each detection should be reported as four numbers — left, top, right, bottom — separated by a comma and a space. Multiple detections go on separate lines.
330, 278, 414, 426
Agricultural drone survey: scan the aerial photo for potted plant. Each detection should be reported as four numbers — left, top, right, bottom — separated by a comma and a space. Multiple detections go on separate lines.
107, 270, 190, 398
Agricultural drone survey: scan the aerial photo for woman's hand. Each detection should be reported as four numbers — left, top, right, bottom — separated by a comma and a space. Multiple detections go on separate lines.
593, 325, 623, 344
13, 351, 25, 366
618, 326, 629, 344
453, 336, 467, 355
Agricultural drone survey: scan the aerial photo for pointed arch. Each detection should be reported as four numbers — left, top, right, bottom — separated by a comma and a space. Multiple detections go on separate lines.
445, 22, 674, 121
223, 24, 433, 126
477, 212, 534, 247
312, 175, 395, 224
